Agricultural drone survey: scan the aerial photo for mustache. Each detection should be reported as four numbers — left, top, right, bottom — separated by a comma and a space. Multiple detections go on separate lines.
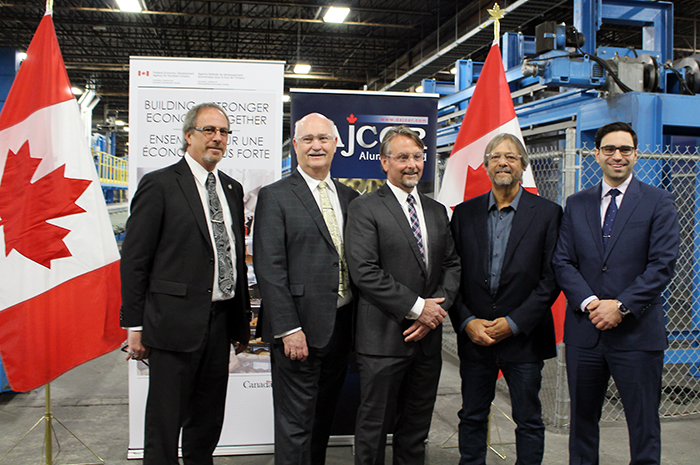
495, 167, 512, 174
402, 168, 420, 175
308, 150, 327, 156
206, 143, 224, 149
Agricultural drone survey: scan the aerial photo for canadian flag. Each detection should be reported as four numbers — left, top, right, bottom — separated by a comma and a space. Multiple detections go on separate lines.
0, 11, 124, 392
438, 39, 565, 345
437, 39, 537, 209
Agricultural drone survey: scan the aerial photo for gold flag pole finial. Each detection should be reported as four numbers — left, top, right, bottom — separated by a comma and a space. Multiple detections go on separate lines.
488, 3, 505, 42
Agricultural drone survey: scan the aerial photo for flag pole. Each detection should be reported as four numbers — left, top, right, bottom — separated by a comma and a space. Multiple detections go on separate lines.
45, 383, 53, 464
488, 3, 504, 42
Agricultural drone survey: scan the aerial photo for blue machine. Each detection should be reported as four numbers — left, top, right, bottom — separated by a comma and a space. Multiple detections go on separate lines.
432, 0, 700, 375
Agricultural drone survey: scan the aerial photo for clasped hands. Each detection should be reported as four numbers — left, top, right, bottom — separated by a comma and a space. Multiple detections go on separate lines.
586, 298, 623, 331
465, 317, 513, 346
403, 297, 446, 343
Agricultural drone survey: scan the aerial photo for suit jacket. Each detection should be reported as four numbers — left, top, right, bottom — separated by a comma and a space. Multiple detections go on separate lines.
553, 177, 680, 351
345, 183, 461, 357
253, 170, 359, 349
120, 157, 251, 352
449, 189, 562, 362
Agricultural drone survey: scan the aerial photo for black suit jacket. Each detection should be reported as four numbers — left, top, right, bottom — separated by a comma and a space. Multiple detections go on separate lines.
449, 189, 562, 362
120, 158, 250, 351
345, 183, 461, 357
253, 170, 359, 348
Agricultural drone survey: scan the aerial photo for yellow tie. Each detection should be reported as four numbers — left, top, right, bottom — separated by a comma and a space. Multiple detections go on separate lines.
318, 181, 348, 298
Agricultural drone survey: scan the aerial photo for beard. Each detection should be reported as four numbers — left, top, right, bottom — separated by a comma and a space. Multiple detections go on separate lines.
401, 168, 421, 189
490, 167, 522, 186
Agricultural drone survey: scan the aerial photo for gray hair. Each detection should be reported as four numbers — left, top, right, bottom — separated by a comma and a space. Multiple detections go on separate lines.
483, 133, 529, 169
379, 125, 424, 158
181, 103, 229, 152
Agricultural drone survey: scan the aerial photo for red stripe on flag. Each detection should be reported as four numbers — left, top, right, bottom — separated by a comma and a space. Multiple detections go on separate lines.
451, 42, 516, 153
0, 261, 124, 392
0, 15, 74, 131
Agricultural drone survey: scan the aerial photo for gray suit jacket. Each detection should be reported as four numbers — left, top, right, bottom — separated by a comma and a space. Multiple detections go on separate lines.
345, 183, 461, 357
253, 169, 359, 348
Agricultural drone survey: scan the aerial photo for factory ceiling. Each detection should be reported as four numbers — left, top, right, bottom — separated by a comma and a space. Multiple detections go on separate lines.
1, 0, 699, 154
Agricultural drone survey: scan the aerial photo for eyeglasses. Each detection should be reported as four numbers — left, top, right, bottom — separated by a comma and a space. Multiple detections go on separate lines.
194, 126, 232, 136
296, 134, 334, 144
600, 145, 636, 156
386, 153, 424, 163
487, 152, 522, 163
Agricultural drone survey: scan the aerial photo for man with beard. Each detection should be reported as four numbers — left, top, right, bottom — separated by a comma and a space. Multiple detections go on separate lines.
121, 103, 251, 464
553, 122, 679, 464
254, 113, 358, 464
345, 125, 461, 464
448, 133, 562, 465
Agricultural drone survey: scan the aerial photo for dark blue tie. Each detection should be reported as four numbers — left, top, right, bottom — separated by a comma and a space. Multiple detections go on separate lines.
602, 188, 620, 248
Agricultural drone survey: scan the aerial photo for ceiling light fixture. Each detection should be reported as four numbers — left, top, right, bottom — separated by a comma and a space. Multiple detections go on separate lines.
294, 64, 311, 75
323, 6, 350, 23
117, 0, 144, 13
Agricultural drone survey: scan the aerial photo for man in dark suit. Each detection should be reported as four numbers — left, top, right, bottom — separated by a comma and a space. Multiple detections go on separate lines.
449, 133, 562, 465
553, 122, 680, 465
120, 103, 251, 465
253, 113, 359, 465
345, 126, 461, 464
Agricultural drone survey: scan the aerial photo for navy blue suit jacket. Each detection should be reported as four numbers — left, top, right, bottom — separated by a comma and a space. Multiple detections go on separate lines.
449, 189, 561, 362
553, 177, 679, 351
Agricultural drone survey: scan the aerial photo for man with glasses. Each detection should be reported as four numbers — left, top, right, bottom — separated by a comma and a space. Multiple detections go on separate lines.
345, 125, 460, 464
553, 122, 680, 464
120, 103, 251, 464
448, 133, 562, 465
253, 113, 358, 464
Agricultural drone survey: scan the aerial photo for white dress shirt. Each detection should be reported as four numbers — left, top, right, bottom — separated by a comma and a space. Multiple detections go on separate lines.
385, 182, 429, 320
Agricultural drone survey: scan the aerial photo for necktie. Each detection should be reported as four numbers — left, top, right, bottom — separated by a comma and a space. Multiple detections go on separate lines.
318, 181, 348, 298
206, 173, 235, 297
602, 188, 621, 248
407, 194, 426, 264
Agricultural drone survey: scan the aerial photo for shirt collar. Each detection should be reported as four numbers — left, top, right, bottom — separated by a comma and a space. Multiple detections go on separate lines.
601, 175, 633, 199
184, 152, 217, 186
487, 185, 523, 211
386, 181, 417, 205
297, 167, 335, 194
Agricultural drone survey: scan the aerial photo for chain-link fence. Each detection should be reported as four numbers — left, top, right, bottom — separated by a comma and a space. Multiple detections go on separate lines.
441, 137, 700, 429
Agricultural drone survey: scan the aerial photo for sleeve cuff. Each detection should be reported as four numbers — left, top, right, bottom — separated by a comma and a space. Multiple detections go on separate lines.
406, 297, 425, 320
275, 327, 301, 339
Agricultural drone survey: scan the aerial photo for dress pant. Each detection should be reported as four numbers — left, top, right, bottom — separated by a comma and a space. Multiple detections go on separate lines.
143, 302, 230, 465
566, 341, 664, 465
270, 304, 352, 465
457, 354, 545, 465
354, 350, 442, 465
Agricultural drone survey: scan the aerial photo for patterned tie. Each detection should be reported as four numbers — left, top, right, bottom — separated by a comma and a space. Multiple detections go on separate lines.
206, 173, 235, 297
407, 194, 426, 264
318, 181, 348, 298
602, 188, 621, 249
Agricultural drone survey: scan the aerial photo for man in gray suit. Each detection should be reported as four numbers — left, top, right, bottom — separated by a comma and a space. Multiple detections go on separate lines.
253, 113, 359, 464
345, 126, 461, 464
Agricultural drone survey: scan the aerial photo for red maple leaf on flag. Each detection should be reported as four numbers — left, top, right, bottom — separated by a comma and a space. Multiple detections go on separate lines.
463, 165, 493, 200
347, 114, 358, 124
0, 140, 91, 268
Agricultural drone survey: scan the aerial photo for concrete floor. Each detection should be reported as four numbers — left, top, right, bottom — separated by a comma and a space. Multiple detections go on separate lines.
1, 350, 699, 464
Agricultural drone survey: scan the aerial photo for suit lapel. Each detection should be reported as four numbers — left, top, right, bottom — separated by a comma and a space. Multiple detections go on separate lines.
585, 184, 605, 257
502, 190, 537, 275
174, 159, 212, 248
219, 172, 245, 258
379, 184, 426, 272
290, 170, 335, 250
469, 195, 491, 281
603, 177, 642, 260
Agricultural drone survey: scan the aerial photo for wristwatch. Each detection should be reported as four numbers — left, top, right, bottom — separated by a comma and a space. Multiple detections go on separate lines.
617, 300, 630, 316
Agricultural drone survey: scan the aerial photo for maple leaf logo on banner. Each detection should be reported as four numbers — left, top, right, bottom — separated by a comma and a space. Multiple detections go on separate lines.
0, 141, 90, 268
